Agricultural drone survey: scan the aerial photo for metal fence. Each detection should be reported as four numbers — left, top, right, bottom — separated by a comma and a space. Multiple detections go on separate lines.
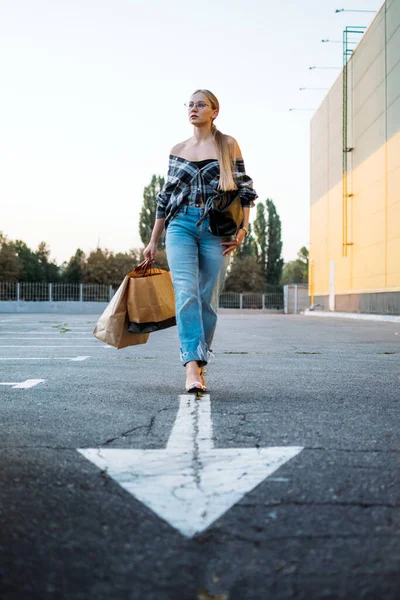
219, 291, 283, 310
0, 282, 114, 302
283, 284, 310, 314
0, 282, 284, 310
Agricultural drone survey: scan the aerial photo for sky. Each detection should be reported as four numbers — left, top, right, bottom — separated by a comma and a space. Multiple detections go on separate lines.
0, 0, 381, 266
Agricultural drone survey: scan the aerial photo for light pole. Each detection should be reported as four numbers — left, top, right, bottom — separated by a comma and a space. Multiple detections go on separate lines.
309, 66, 341, 70
335, 8, 377, 12
321, 39, 357, 43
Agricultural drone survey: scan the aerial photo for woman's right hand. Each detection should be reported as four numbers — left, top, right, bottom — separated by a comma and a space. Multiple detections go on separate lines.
143, 241, 157, 263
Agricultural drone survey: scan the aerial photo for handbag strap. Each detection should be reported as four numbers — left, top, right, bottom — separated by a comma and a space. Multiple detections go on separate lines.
195, 193, 217, 227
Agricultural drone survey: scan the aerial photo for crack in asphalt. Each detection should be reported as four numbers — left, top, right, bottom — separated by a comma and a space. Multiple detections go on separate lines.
212, 410, 272, 416
102, 424, 150, 446
192, 399, 203, 490
146, 416, 156, 436
101, 407, 172, 446
169, 398, 206, 503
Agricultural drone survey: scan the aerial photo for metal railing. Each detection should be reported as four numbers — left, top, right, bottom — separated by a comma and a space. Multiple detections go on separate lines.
283, 284, 309, 314
0, 282, 114, 302
219, 292, 283, 310
0, 282, 284, 310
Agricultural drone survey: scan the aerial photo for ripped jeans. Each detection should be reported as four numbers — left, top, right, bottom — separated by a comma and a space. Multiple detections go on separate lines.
165, 206, 230, 366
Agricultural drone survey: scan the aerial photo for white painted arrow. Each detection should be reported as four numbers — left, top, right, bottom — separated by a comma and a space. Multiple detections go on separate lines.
78, 395, 303, 538
0, 379, 45, 389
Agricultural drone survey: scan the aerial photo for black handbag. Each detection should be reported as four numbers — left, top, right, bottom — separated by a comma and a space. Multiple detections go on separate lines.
196, 190, 243, 236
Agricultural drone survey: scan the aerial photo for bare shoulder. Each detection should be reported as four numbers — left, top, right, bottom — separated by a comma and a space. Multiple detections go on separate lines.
225, 134, 243, 159
170, 139, 191, 157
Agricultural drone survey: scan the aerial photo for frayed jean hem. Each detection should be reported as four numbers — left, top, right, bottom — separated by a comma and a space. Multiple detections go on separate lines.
180, 342, 210, 367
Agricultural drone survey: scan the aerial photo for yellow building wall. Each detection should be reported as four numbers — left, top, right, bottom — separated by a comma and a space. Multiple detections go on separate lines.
310, 131, 400, 296
310, 0, 400, 300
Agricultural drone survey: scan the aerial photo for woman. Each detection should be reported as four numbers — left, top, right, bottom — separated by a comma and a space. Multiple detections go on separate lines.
143, 89, 258, 393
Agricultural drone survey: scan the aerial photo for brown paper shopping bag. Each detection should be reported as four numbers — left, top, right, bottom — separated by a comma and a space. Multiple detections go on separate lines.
93, 275, 149, 349
127, 262, 176, 334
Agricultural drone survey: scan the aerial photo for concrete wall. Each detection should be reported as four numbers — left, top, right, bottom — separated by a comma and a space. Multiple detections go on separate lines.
0, 302, 108, 314
310, 0, 400, 313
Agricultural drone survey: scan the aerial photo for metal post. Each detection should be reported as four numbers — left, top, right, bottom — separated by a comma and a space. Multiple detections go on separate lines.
329, 260, 335, 311
79, 283, 83, 302
239, 293, 243, 310
17, 282, 20, 302
294, 285, 298, 314
283, 285, 288, 314
109, 285, 113, 301
49, 283, 52, 303
309, 260, 314, 307
262, 294, 265, 310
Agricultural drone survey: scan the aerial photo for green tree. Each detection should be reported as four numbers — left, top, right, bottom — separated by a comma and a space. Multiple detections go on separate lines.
82, 247, 140, 285
238, 222, 257, 258
0, 233, 22, 282
12, 239, 60, 282
281, 246, 309, 285
225, 255, 264, 292
298, 245, 309, 266
82, 248, 111, 284
63, 248, 86, 282
13, 240, 43, 281
252, 199, 284, 288
253, 203, 266, 271
139, 175, 165, 247
36, 241, 60, 282
222, 224, 259, 292
265, 199, 284, 287
108, 249, 140, 286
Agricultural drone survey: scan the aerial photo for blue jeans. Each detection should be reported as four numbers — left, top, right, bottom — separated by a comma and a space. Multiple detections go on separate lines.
165, 206, 231, 366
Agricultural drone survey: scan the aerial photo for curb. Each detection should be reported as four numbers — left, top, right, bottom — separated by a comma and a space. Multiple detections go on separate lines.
303, 310, 400, 323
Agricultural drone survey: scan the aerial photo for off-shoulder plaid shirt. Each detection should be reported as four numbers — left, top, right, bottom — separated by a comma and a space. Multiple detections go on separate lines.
156, 154, 258, 227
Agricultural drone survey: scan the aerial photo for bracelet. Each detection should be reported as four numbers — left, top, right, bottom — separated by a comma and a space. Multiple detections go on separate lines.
239, 226, 248, 237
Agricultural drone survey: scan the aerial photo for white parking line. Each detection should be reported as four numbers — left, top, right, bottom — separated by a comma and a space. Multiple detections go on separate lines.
0, 379, 45, 389
0, 320, 91, 324
0, 356, 90, 361
0, 332, 93, 335
0, 345, 106, 348
0, 328, 93, 330
0, 338, 94, 341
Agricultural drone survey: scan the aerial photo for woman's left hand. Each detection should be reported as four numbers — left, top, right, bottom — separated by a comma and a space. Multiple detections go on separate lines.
220, 228, 247, 256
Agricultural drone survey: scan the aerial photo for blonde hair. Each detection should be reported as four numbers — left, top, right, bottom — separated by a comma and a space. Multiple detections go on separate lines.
192, 89, 238, 192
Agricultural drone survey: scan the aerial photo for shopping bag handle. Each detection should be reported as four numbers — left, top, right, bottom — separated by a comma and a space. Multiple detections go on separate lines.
134, 259, 151, 276
132, 259, 163, 277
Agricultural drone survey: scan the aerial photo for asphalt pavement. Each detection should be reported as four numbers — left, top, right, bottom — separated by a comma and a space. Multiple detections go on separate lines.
0, 312, 399, 600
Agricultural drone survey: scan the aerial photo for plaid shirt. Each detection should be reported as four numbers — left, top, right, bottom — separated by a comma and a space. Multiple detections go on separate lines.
156, 155, 258, 227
